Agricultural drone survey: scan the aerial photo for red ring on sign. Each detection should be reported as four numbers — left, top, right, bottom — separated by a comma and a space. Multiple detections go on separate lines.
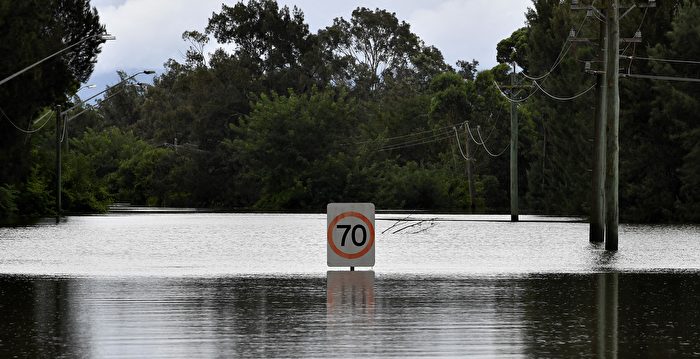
327, 211, 375, 259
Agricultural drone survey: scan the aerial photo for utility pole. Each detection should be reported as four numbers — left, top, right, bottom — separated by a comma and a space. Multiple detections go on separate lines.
464, 127, 475, 213
590, 4, 608, 243
510, 61, 519, 222
55, 106, 62, 223
604, 0, 620, 250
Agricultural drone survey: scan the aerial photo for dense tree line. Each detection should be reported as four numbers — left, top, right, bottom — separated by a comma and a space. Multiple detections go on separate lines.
0, 0, 105, 219
1, 0, 698, 223
501, 0, 700, 222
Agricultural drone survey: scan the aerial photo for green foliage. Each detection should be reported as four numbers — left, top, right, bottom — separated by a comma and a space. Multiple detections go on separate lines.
16, 165, 53, 217
497, 27, 529, 67
3, 0, 698, 223
520, 1, 596, 215
641, 1, 700, 222
206, 0, 322, 94
0, 184, 19, 220
0, 0, 105, 188
319, 7, 449, 93
232, 88, 357, 209
376, 162, 467, 210
429, 72, 471, 124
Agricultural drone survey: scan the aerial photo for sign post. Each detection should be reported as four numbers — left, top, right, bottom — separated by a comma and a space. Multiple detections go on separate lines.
327, 203, 375, 268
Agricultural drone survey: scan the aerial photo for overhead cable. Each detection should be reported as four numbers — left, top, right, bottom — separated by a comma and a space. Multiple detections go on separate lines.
346, 120, 462, 146
378, 128, 454, 149
620, 73, 700, 83
620, 7, 648, 55
60, 113, 68, 143
520, 12, 590, 81
621, 55, 700, 66
378, 132, 454, 151
1, 106, 54, 134
493, 80, 538, 103
465, 122, 483, 145
451, 127, 470, 161
476, 126, 510, 157
533, 81, 596, 101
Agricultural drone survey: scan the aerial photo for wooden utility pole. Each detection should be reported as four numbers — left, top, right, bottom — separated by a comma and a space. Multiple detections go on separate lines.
55, 106, 62, 223
465, 128, 475, 213
604, 0, 620, 250
590, 4, 608, 243
510, 61, 519, 222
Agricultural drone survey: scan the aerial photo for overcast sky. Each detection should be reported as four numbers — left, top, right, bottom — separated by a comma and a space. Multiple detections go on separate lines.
86, 0, 532, 92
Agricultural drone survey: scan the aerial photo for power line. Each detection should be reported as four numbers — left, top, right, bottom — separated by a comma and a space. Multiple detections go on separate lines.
0, 106, 54, 134
493, 80, 538, 103
30, 111, 55, 133
344, 120, 461, 146
520, 11, 590, 81
456, 123, 509, 159
60, 113, 68, 143
451, 127, 470, 160
476, 126, 509, 157
479, 124, 497, 144
377, 127, 455, 149
620, 73, 700, 83
620, 7, 648, 55
533, 80, 596, 101
621, 55, 700, 66
378, 132, 454, 151
465, 122, 483, 145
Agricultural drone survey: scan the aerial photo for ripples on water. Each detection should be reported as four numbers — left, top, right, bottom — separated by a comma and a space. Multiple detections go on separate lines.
1, 213, 698, 275
1, 213, 699, 357
2, 274, 699, 358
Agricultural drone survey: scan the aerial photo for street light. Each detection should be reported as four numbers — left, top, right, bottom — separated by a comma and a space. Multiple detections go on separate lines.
61, 70, 154, 115
77, 84, 97, 92
0, 33, 116, 87
54, 69, 154, 221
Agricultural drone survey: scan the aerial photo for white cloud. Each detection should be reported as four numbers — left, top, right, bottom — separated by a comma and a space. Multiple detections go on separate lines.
407, 0, 531, 68
90, 0, 532, 79
274, 0, 531, 69
93, 0, 222, 75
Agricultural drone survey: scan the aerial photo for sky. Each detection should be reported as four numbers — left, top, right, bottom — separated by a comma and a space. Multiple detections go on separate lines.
85, 0, 532, 95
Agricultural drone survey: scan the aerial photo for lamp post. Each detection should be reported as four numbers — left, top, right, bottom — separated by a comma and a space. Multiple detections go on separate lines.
66, 82, 149, 123
77, 84, 96, 92
61, 71, 154, 115
0, 33, 115, 87
55, 70, 155, 222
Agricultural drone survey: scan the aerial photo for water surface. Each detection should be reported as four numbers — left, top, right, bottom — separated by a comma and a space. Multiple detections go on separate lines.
1, 213, 699, 357
1, 213, 698, 276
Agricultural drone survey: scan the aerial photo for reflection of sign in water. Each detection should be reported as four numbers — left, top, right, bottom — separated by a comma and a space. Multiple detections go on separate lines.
327, 203, 375, 267
326, 270, 375, 313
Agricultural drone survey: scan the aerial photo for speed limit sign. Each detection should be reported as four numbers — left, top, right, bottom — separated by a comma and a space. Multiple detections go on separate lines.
327, 203, 375, 267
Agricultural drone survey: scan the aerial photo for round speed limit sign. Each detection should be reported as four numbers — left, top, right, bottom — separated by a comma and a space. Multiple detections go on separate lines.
327, 203, 375, 267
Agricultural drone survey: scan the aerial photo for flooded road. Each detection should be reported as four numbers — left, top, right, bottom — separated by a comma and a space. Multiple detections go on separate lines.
1, 213, 699, 357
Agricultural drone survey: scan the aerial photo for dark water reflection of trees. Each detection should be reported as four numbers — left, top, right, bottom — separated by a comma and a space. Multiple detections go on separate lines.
0, 274, 698, 357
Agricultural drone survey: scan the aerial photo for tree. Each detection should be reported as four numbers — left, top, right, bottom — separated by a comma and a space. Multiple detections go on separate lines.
496, 27, 529, 68
456, 59, 479, 81
517, 1, 596, 215
429, 72, 476, 210
319, 7, 421, 91
96, 71, 148, 130
0, 0, 105, 219
231, 88, 357, 209
206, 0, 322, 94
181, 30, 209, 69
643, 1, 700, 221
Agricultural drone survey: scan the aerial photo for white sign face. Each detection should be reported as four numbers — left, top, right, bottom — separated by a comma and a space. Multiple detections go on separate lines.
327, 203, 375, 267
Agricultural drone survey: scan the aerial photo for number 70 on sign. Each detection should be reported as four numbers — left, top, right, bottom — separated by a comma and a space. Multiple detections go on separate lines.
327, 203, 375, 267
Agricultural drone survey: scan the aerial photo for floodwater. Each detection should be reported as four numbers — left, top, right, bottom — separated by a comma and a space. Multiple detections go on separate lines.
1, 213, 699, 357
